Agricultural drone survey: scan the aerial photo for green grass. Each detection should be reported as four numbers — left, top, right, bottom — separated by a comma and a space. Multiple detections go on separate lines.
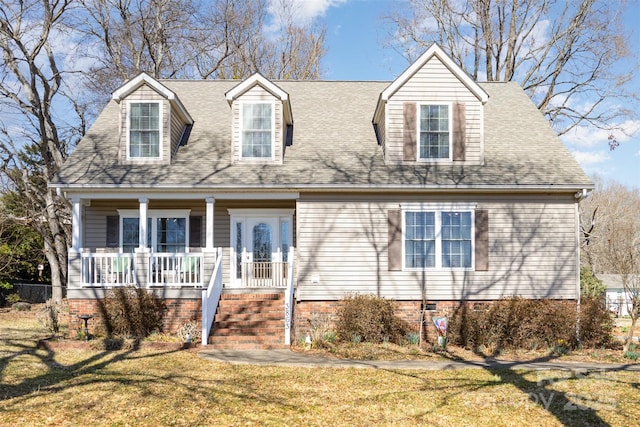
1, 308, 638, 426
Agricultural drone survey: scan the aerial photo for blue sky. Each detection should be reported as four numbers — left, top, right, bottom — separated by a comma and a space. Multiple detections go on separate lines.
280, 0, 640, 190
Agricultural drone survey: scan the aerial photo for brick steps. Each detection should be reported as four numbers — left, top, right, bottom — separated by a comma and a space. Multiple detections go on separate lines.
215, 312, 282, 322
208, 292, 286, 349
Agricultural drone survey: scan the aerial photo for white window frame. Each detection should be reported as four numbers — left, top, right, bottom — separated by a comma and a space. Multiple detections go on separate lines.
401, 203, 475, 271
239, 101, 276, 160
126, 100, 163, 160
416, 102, 452, 162
118, 209, 191, 252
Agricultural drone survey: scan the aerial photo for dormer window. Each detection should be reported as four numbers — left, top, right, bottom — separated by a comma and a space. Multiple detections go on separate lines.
419, 104, 450, 160
128, 102, 161, 158
241, 102, 274, 159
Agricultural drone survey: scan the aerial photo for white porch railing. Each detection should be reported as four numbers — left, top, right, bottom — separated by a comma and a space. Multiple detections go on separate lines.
240, 261, 289, 287
284, 247, 295, 345
149, 253, 203, 286
202, 247, 223, 345
81, 253, 135, 286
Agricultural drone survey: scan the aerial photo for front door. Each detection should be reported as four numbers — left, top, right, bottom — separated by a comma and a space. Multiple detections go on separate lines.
246, 218, 280, 264
243, 218, 279, 286
229, 210, 293, 287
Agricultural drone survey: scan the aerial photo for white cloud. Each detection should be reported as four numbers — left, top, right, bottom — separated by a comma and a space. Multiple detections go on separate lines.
570, 150, 610, 165
267, 0, 348, 29
562, 120, 640, 147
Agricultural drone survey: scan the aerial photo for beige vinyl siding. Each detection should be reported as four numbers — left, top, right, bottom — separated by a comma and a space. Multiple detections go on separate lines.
231, 85, 283, 164
295, 193, 578, 301
169, 109, 184, 158
386, 55, 482, 165
377, 108, 386, 158
118, 84, 171, 165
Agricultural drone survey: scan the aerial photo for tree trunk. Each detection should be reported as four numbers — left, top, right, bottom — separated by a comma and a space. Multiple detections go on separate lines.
623, 315, 638, 353
44, 238, 64, 302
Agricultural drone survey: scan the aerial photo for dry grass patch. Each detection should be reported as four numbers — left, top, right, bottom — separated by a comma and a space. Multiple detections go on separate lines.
1, 306, 639, 426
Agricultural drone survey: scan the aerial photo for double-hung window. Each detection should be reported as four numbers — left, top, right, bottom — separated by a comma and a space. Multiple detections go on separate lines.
404, 208, 473, 269
129, 102, 161, 158
119, 210, 189, 253
419, 104, 450, 160
241, 103, 273, 158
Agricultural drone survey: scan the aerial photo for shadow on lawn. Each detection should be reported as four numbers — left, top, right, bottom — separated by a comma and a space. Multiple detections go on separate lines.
0, 333, 298, 424
0, 333, 182, 402
438, 351, 615, 427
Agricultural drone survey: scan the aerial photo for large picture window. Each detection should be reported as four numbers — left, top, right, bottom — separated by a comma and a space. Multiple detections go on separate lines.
404, 209, 473, 270
241, 103, 273, 158
419, 104, 450, 160
129, 102, 160, 158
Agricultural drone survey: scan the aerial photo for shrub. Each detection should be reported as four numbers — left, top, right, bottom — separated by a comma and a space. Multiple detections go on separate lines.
578, 296, 614, 348
0, 281, 13, 306
306, 313, 335, 349
100, 287, 165, 338
335, 294, 411, 344
580, 266, 606, 297
176, 320, 201, 343
405, 332, 420, 345
448, 297, 614, 351
7, 293, 20, 305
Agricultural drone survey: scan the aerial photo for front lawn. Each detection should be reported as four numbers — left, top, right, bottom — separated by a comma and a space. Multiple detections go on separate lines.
0, 307, 637, 426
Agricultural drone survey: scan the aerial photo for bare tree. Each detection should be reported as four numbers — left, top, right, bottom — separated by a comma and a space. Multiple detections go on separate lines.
580, 179, 640, 352
0, 0, 82, 301
0, 0, 326, 301
386, 0, 638, 145
78, 0, 326, 102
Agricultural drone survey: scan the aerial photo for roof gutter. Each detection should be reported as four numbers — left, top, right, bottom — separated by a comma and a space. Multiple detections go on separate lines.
51, 182, 595, 194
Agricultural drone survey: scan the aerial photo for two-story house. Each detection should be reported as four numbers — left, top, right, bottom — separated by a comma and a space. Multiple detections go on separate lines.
52, 44, 593, 348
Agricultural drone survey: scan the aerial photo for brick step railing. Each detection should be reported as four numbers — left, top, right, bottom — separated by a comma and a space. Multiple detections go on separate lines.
208, 292, 287, 349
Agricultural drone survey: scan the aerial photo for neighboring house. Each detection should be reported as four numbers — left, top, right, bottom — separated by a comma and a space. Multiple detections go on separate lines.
52, 44, 593, 348
600, 274, 638, 317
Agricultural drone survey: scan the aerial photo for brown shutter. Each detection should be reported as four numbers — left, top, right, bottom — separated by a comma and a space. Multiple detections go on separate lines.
453, 102, 466, 161
189, 216, 202, 248
388, 209, 402, 271
106, 216, 119, 248
403, 103, 417, 161
475, 209, 489, 271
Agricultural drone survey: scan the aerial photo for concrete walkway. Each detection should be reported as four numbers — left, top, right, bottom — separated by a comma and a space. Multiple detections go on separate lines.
198, 349, 640, 372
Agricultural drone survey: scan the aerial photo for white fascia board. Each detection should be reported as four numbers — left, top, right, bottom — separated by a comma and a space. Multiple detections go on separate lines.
225, 73, 289, 102
111, 72, 193, 125
379, 44, 489, 105
53, 182, 594, 194
225, 73, 293, 125
59, 191, 300, 201
112, 72, 172, 102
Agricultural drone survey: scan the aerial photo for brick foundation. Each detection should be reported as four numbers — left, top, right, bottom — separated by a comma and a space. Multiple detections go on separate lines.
294, 299, 471, 344
68, 297, 201, 338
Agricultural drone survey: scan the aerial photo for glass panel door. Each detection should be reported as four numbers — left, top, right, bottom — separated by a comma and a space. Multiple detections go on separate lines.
252, 222, 273, 263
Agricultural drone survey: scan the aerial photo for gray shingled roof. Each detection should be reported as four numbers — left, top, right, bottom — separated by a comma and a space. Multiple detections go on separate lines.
52, 80, 593, 190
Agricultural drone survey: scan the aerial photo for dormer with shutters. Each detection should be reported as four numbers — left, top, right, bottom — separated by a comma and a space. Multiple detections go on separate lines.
225, 74, 293, 165
112, 73, 193, 165
373, 44, 489, 165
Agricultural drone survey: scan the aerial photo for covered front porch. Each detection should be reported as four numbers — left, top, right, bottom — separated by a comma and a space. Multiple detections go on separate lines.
65, 192, 298, 346
76, 249, 293, 289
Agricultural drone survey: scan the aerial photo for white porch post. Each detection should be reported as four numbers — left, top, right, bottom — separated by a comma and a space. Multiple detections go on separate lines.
205, 197, 215, 250
71, 197, 82, 251
139, 197, 148, 249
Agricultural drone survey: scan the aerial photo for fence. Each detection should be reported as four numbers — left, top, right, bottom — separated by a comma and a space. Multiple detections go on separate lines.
10, 282, 64, 303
